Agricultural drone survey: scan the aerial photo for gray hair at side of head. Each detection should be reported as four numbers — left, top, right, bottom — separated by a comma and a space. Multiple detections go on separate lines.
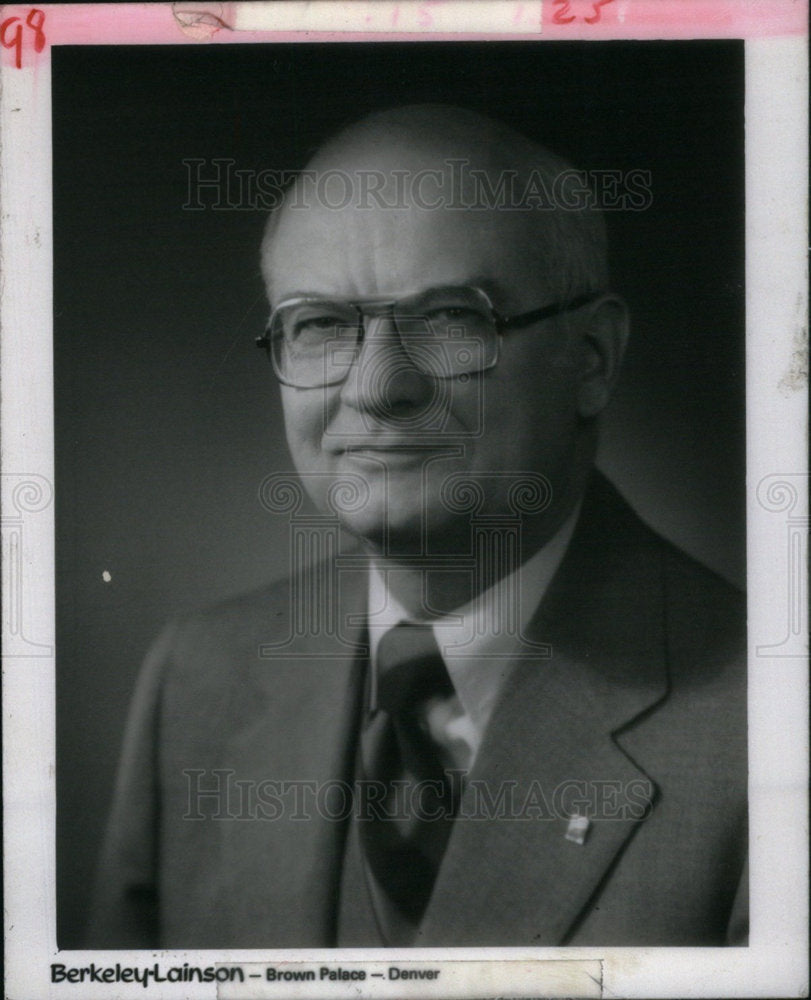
260, 104, 609, 305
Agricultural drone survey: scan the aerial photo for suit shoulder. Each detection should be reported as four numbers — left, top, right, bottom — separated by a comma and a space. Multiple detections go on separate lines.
173, 575, 292, 645
652, 536, 746, 746
658, 535, 745, 655
608, 507, 747, 786
588, 475, 745, 698
155, 557, 365, 688
195, 575, 293, 625
151, 577, 296, 698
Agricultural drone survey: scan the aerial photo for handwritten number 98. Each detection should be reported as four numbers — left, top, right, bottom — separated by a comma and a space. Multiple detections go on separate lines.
1, 8, 46, 70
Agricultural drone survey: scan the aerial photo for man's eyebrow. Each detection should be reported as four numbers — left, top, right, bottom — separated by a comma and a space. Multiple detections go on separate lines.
457, 276, 511, 306
273, 278, 514, 305
274, 290, 332, 301
268, 290, 354, 309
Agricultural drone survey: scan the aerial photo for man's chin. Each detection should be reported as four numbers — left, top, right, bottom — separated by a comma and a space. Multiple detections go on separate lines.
339, 510, 473, 559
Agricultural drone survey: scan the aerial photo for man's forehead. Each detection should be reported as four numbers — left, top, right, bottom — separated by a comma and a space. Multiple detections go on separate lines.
266, 194, 550, 305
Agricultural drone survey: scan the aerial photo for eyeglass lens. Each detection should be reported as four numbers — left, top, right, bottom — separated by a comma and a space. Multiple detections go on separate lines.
271, 287, 499, 387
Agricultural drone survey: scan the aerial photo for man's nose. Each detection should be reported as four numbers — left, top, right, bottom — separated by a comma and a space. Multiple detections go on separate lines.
338, 313, 435, 418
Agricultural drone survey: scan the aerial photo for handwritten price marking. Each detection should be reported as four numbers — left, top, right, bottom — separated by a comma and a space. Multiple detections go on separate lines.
552, 0, 614, 25
552, 1, 576, 24
1, 8, 46, 69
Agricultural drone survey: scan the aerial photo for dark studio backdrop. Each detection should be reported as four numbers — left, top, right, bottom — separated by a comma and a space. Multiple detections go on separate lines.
54, 40, 745, 946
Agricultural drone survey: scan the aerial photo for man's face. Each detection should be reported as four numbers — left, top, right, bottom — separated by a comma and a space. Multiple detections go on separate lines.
265, 165, 586, 556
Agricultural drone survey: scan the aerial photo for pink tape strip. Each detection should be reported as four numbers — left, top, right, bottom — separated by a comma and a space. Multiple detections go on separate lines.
1, 0, 807, 57
542, 0, 808, 38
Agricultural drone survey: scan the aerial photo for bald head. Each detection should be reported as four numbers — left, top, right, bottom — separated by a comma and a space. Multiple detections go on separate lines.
261, 104, 608, 304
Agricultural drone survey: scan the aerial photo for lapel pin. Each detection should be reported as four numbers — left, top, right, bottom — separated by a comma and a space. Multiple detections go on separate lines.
565, 814, 590, 845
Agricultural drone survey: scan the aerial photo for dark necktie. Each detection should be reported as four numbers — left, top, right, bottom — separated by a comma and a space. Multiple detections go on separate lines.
359, 621, 460, 932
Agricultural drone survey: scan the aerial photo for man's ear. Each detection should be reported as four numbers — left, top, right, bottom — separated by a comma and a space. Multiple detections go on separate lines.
575, 294, 630, 419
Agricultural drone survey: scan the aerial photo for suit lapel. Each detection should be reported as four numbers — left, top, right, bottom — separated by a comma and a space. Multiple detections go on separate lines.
419, 475, 671, 945
218, 563, 368, 946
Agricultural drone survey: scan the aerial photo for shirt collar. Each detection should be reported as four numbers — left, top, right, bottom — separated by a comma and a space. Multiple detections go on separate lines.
366, 502, 581, 731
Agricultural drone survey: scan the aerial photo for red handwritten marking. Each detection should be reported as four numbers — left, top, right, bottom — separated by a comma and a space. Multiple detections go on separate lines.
1, 17, 23, 67
552, 0, 614, 25
584, 0, 614, 24
552, 0, 576, 25
1, 8, 45, 68
26, 7, 45, 49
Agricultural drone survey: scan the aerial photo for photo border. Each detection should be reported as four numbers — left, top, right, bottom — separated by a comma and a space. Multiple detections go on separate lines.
2, 3, 807, 998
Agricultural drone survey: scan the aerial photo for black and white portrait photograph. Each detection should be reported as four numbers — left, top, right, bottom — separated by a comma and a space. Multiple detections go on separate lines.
52, 38, 750, 952
1, 7, 806, 997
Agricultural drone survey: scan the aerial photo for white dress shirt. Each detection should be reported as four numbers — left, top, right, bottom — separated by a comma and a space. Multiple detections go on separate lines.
366, 505, 580, 773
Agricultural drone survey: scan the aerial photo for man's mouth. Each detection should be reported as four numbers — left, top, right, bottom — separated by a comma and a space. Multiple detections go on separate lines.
344, 443, 438, 452
333, 442, 453, 466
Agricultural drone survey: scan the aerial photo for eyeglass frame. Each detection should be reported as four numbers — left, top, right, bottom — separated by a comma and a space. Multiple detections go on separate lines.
255, 286, 603, 388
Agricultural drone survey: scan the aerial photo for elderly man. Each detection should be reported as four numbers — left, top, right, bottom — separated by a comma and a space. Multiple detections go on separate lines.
91, 106, 747, 948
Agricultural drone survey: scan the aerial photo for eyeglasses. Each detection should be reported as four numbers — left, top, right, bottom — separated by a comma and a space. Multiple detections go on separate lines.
256, 285, 601, 389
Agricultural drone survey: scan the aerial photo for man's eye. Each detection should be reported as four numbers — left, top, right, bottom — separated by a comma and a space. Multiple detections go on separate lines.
427, 306, 469, 319
297, 315, 336, 332
424, 306, 488, 328
290, 314, 347, 340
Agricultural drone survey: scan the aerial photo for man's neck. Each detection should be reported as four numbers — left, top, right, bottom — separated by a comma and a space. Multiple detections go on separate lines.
365, 496, 584, 620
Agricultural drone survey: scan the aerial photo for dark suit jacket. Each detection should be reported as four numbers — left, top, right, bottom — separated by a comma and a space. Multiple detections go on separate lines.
89, 475, 747, 947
